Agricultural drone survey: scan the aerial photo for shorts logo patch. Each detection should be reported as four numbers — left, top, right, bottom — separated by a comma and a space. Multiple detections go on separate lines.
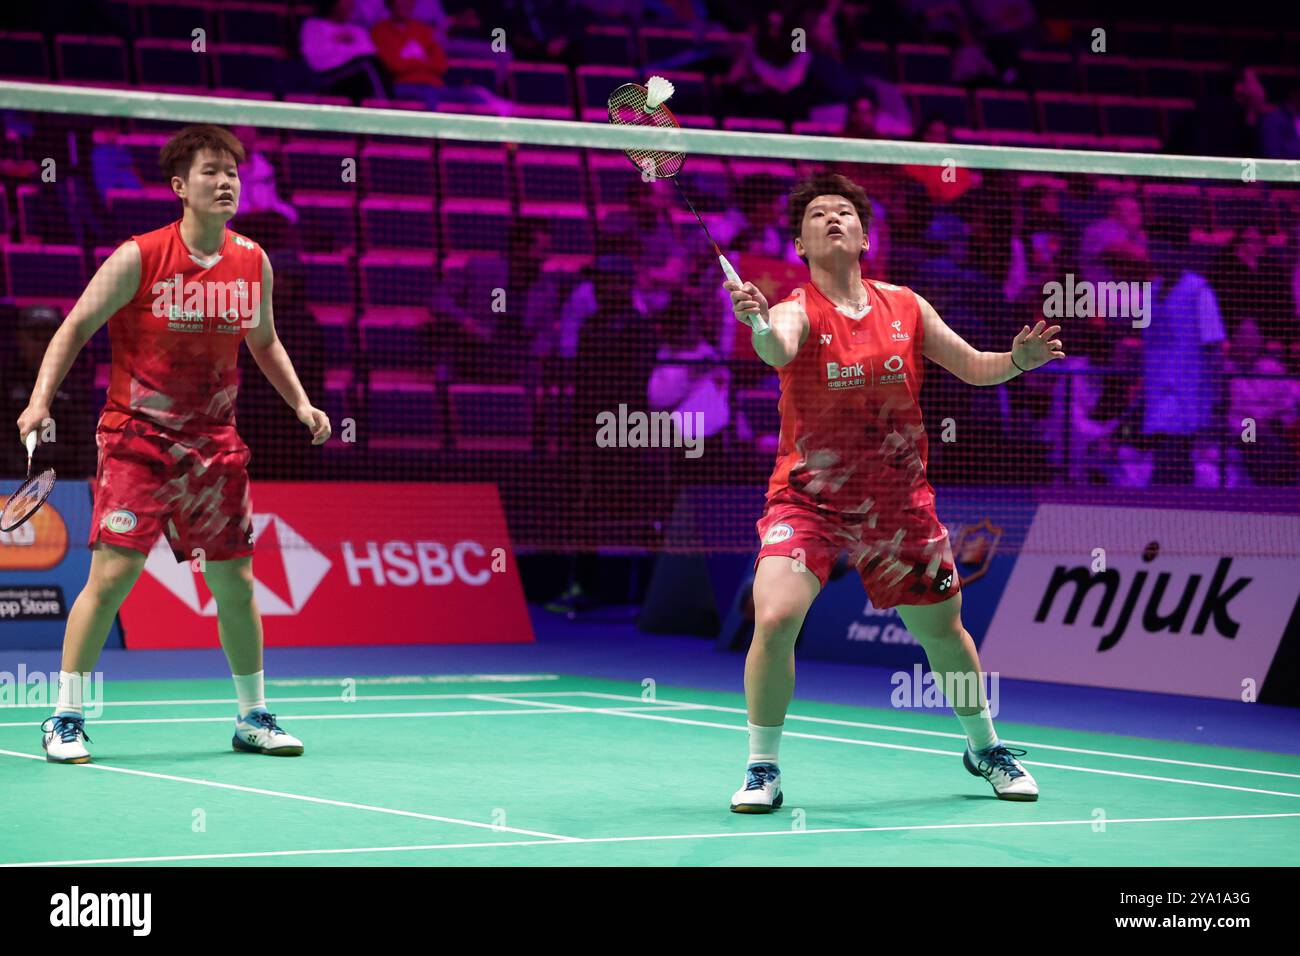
103, 509, 138, 534
763, 522, 795, 545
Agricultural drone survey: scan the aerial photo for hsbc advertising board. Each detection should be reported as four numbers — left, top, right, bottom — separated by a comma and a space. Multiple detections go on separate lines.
980, 505, 1300, 700
117, 483, 533, 649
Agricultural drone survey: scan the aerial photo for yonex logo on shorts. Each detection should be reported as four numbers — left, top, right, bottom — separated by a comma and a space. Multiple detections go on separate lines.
764, 523, 795, 545
102, 510, 137, 533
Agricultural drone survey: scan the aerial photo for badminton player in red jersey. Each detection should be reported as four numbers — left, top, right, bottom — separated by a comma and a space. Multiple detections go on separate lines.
723, 172, 1064, 811
16, 125, 331, 763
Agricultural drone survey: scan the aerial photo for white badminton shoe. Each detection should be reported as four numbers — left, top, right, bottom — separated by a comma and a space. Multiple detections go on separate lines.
41, 712, 92, 764
964, 744, 1039, 801
232, 709, 304, 756
730, 762, 783, 813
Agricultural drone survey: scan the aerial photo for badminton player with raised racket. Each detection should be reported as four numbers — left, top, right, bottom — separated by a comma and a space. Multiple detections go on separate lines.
15, 125, 330, 764
724, 172, 1064, 812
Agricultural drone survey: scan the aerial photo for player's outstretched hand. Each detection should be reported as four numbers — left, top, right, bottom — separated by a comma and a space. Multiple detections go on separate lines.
724, 279, 770, 330
1011, 321, 1065, 371
296, 403, 332, 445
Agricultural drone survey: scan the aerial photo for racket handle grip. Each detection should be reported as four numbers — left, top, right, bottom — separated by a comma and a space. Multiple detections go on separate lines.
719, 254, 770, 334
24, 431, 37, 456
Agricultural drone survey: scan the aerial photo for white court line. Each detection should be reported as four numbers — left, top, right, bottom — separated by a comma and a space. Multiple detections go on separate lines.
500, 698, 1300, 801
0, 747, 576, 843
7, 811, 1299, 867
266, 674, 561, 687
572, 691, 1300, 781
0, 704, 709, 729
0, 690, 623, 710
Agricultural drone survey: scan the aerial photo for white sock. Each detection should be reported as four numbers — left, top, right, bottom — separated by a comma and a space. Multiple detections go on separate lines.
747, 721, 783, 766
233, 670, 266, 719
957, 708, 999, 752
55, 671, 87, 716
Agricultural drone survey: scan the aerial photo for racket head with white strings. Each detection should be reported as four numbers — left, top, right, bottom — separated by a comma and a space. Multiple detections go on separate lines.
606, 79, 769, 332
2, 432, 57, 533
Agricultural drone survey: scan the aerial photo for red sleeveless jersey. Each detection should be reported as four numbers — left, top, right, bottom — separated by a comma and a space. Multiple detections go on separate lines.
99, 220, 261, 438
765, 276, 936, 516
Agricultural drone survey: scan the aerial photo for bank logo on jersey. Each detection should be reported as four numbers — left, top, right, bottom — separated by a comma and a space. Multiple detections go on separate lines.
826, 361, 867, 389
103, 509, 138, 533
763, 522, 795, 545
890, 319, 910, 342
880, 354, 908, 384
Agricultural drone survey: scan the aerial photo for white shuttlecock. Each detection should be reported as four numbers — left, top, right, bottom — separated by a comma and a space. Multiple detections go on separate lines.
644, 75, 675, 111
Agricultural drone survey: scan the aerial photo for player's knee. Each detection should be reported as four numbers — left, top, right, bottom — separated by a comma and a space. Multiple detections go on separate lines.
208, 565, 254, 604
753, 604, 804, 643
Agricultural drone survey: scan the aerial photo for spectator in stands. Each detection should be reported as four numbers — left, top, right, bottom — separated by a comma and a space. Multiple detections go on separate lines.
951, 19, 998, 87
1079, 193, 1147, 289
371, 0, 506, 110
1224, 320, 1300, 487
1260, 78, 1300, 160
228, 126, 298, 257
300, 0, 391, 103
900, 115, 984, 205
0, 306, 96, 478
1142, 223, 1227, 485
964, 0, 1038, 84
1211, 225, 1291, 346
1170, 66, 1268, 158
724, 8, 813, 123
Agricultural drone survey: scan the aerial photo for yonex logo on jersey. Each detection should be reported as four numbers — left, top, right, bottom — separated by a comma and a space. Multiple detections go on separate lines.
826, 361, 866, 389
820, 334, 833, 345
763, 523, 795, 545
103, 509, 138, 533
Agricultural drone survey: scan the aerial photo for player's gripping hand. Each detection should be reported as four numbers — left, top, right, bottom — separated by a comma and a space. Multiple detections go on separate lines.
295, 403, 332, 445
723, 279, 770, 331
16, 404, 51, 447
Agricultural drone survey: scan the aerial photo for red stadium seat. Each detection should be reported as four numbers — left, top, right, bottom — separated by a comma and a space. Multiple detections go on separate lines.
55, 35, 128, 83
369, 369, 441, 446
358, 308, 435, 369
16, 185, 75, 245
291, 192, 358, 253
1097, 96, 1162, 139
440, 146, 511, 201
360, 143, 436, 197
299, 252, 356, 308
135, 39, 209, 88
136, 1, 215, 41
218, 3, 290, 48
518, 201, 592, 266
1113, 21, 1173, 57
896, 43, 951, 85
359, 196, 437, 253
359, 251, 437, 307
1019, 51, 1076, 93
106, 188, 177, 237
0, 32, 50, 80
1139, 59, 1202, 99
582, 26, 634, 66
282, 140, 360, 192
1173, 25, 1230, 61
1080, 55, 1141, 96
975, 90, 1036, 131
515, 149, 587, 205
852, 41, 894, 81
1037, 93, 1100, 135
447, 384, 532, 453
211, 44, 285, 94
576, 65, 638, 113
508, 63, 573, 110
1, 242, 86, 303
444, 58, 500, 94
901, 84, 972, 129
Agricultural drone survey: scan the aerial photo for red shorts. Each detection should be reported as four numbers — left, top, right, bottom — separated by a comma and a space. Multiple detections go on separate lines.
89, 421, 255, 564
754, 496, 959, 609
